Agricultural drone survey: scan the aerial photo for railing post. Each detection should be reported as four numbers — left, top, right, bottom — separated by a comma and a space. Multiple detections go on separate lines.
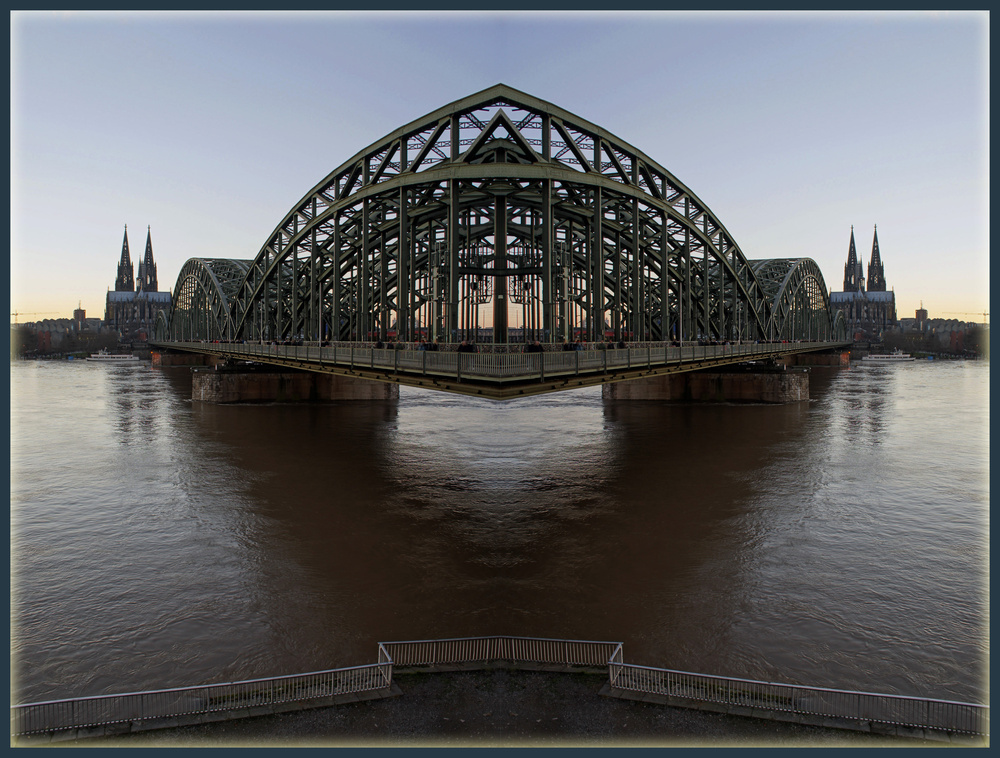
575, 350, 580, 375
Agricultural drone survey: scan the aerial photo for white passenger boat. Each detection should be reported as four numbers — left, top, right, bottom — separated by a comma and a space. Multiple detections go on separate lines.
86, 349, 140, 363
862, 349, 915, 363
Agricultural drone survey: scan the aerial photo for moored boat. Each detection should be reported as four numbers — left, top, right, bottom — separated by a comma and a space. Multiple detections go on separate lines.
862, 349, 915, 363
86, 349, 141, 363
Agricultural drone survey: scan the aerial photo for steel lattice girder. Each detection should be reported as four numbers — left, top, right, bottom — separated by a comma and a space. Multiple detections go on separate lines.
750, 259, 847, 341
166, 258, 250, 341
180, 84, 839, 344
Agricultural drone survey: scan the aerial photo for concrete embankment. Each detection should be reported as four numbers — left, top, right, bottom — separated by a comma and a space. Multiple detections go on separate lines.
47, 670, 941, 748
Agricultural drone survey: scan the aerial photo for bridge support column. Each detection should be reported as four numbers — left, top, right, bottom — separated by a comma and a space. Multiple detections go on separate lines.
319, 374, 400, 401
602, 368, 809, 403
192, 367, 398, 404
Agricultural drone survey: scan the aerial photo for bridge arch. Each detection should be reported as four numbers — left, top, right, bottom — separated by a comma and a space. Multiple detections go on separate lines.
750, 259, 847, 341
169, 85, 841, 345
164, 258, 250, 341
153, 309, 168, 342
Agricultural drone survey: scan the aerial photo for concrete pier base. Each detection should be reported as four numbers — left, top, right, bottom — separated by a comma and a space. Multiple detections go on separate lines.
602, 369, 809, 403
192, 368, 399, 403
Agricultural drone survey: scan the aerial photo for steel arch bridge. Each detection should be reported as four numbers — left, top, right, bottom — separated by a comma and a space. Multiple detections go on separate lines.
167, 258, 250, 341
161, 84, 844, 347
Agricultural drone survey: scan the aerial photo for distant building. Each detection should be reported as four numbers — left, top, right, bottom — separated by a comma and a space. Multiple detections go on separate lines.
899, 316, 972, 341
28, 318, 75, 349
104, 225, 172, 341
13, 313, 111, 357
828, 226, 897, 339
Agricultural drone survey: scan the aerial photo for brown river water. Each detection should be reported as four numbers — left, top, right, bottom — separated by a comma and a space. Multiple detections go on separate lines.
9, 358, 989, 706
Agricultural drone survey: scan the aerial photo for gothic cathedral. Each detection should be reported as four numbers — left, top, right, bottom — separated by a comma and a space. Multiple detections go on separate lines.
829, 226, 897, 339
104, 226, 172, 341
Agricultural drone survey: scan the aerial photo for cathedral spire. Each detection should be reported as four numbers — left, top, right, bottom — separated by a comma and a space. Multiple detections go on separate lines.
866, 225, 886, 292
137, 225, 158, 292
115, 225, 135, 292
843, 225, 864, 292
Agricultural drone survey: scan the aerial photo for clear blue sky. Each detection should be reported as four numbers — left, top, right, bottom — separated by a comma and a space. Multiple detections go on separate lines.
10, 11, 989, 324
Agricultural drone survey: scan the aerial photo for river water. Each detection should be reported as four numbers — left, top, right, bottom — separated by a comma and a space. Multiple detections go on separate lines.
9, 358, 989, 707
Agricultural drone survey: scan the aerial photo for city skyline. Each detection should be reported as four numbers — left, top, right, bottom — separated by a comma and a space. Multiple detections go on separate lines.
10, 11, 989, 325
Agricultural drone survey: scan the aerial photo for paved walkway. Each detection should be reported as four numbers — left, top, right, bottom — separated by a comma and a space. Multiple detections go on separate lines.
63, 670, 937, 748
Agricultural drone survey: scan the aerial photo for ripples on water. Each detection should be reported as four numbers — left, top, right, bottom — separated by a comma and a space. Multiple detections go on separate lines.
9, 359, 989, 705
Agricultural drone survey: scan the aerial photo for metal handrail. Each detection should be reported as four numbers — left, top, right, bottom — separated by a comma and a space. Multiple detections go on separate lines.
14, 636, 985, 740
164, 340, 830, 384
379, 636, 988, 737
379, 635, 622, 668
607, 662, 989, 737
11, 662, 391, 737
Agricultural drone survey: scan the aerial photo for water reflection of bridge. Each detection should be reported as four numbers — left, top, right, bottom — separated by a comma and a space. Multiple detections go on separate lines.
154, 85, 849, 397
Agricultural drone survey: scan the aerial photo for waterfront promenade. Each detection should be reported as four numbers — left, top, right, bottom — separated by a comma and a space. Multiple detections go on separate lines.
42, 670, 941, 748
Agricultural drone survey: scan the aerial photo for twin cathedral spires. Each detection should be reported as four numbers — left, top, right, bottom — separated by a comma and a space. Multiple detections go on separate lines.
843, 225, 886, 293
114, 224, 158, 293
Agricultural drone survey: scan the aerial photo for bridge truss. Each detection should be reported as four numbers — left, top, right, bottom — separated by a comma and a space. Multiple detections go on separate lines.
162, 84, 845, 345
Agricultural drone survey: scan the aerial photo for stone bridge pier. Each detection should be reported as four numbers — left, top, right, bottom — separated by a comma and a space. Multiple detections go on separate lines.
603, 367, 809, 403
191, 367, 398, 403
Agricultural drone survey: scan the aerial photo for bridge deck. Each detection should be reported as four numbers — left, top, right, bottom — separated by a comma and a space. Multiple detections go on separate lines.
152, 341, 850, 400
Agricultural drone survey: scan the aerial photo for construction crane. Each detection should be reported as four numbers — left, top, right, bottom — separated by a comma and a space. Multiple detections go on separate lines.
11, 311, 58, 324
942, 311, 989, 325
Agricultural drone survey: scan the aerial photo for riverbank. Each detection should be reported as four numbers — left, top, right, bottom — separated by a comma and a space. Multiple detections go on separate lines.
45, 670, 947, 748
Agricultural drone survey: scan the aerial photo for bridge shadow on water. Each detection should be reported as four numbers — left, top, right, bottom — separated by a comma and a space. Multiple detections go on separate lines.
152, 366, 842, 686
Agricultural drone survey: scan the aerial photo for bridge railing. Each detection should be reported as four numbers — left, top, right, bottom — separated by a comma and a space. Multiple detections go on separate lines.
168, 340, 817, 383
11, 662, 392, 737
